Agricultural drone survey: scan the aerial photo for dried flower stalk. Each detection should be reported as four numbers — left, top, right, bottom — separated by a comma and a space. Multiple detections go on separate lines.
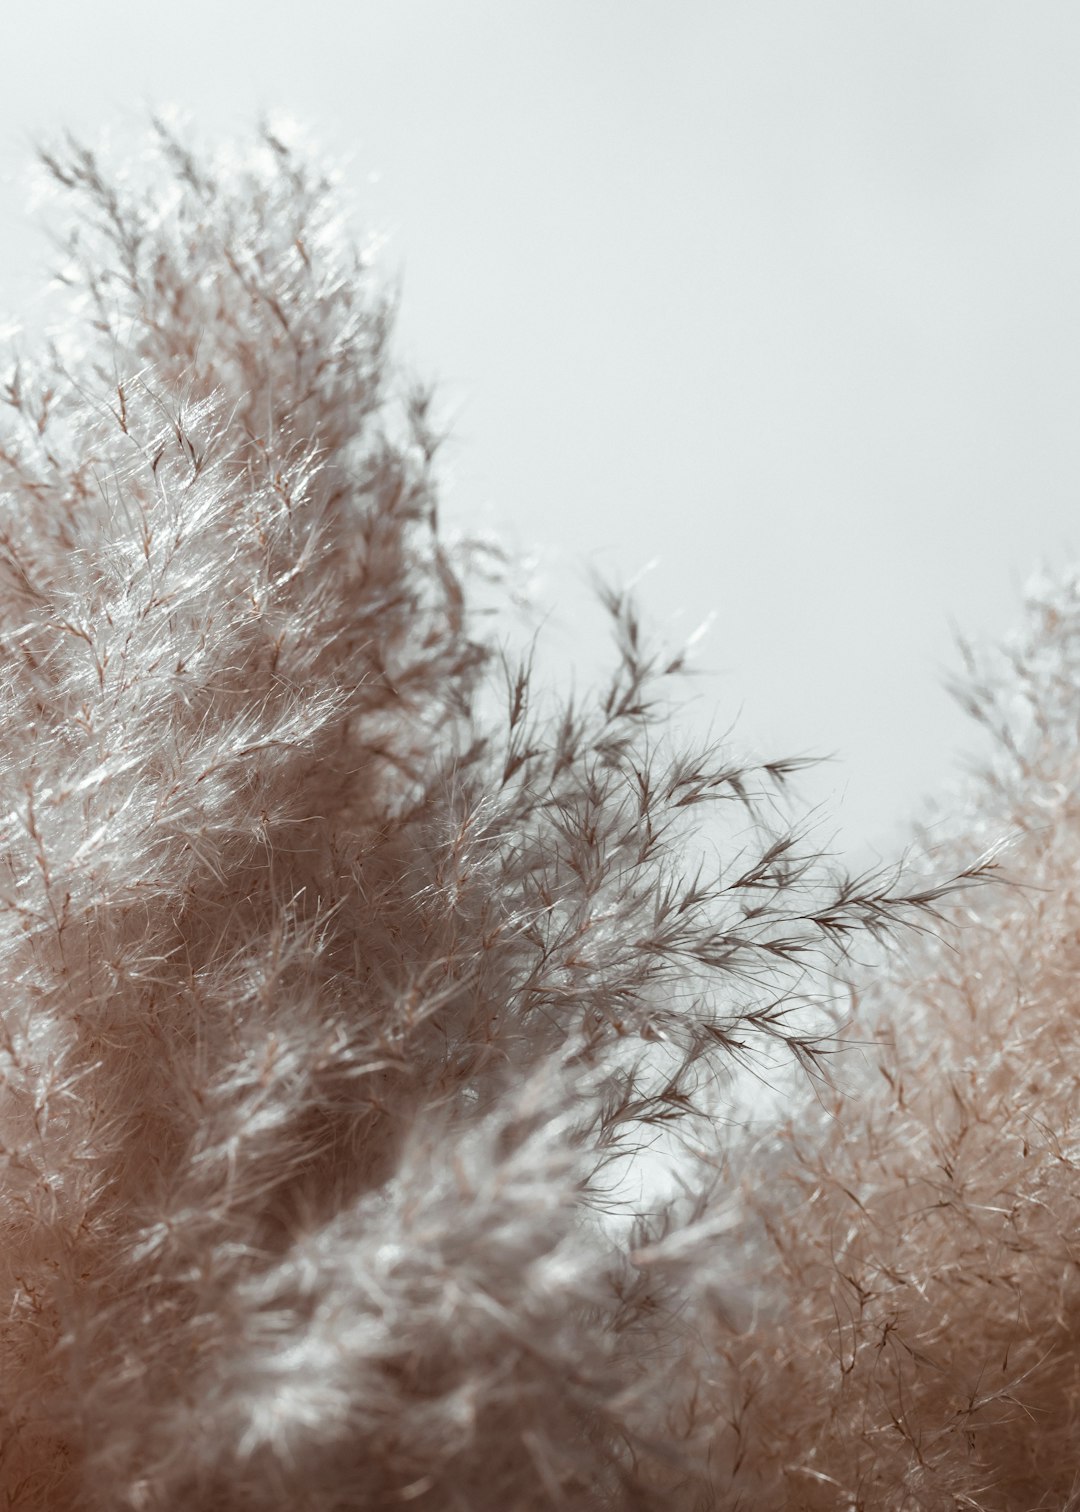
0, 122, 1019, 1511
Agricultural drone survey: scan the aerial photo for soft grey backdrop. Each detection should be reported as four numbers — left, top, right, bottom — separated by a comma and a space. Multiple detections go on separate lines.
3, 2, 1079, 863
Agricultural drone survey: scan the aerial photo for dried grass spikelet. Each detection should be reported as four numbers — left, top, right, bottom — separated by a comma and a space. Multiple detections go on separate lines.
0, 119, 1000, 1511
682, 575, 1080, 1511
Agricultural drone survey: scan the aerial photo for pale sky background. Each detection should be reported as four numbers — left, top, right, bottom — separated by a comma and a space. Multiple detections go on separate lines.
2, 2, 1079, 866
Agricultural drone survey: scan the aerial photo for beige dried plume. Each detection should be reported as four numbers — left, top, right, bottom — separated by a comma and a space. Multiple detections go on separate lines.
0, 119, 1031, 1512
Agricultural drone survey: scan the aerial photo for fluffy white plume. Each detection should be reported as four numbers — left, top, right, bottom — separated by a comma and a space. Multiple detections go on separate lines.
0, 122, 1047, 1511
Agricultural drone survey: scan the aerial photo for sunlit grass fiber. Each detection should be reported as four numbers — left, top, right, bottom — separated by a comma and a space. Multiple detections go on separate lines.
0, 123, 1061, 1510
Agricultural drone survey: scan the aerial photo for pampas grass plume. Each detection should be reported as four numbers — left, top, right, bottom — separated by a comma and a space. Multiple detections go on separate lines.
1, 120, 1060, 1512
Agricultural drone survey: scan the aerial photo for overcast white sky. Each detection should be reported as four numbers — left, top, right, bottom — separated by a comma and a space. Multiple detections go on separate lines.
3, 2, 1079, 863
